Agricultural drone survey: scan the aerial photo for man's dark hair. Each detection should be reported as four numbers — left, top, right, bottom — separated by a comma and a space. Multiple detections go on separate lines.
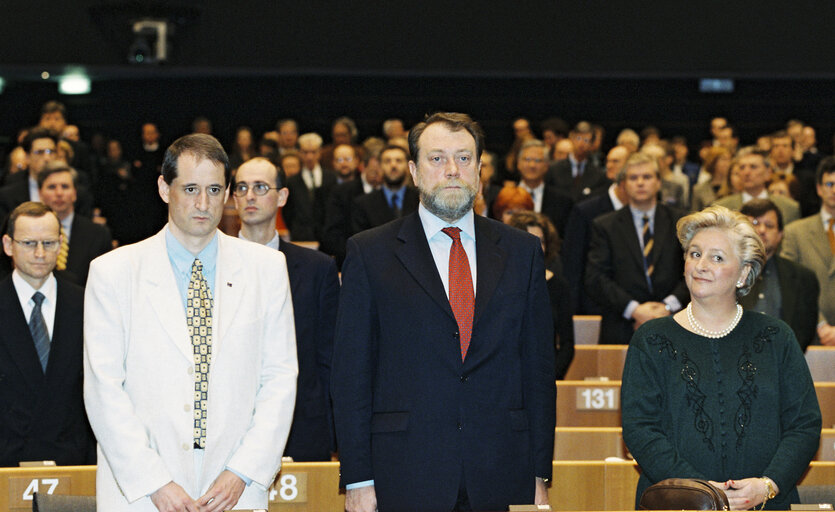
540, 117, 569, 138
408, 112, 485, 164
740, 198, 784, 231
817, 156, 835, 185
6, 201, 59, 239
41, 100, 67, 119
276, 118, 298, 132
22, 128, 57, 153
37, 162, 78, 189
161, 134, 230, 185
771, 130, 795, 148
380, 144, 410, 161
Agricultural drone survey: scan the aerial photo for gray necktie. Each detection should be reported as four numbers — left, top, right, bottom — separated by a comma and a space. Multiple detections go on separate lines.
29, 292, 50, 372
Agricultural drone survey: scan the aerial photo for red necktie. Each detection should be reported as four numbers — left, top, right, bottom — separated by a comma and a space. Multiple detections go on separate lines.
442, 227, 474, 360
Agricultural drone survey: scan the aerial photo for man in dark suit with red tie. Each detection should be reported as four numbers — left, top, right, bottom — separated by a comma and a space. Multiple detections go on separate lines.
332, 113, 555, 512
0, 202, 93, 466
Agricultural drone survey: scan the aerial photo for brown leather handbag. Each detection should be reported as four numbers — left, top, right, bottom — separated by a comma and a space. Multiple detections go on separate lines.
639, 478, 730, 510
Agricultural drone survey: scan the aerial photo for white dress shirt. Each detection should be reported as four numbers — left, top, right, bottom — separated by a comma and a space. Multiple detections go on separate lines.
12, 270, 57, 340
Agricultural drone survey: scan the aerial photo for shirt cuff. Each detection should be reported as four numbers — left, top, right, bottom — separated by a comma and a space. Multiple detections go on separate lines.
623, 300, 639, 320
225, 466, 252, 486
346, 480, 374, 490
663, 295, 682, 313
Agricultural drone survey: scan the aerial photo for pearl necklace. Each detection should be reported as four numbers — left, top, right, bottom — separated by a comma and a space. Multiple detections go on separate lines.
687, 303, 743, 339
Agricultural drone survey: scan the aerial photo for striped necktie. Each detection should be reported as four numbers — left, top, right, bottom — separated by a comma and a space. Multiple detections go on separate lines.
56, 226, 69, 271
29, 292, 50, 372
642, 215, 654, 291
187, 259, 213, 448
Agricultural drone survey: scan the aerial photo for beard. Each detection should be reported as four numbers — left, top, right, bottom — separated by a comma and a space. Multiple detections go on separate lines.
418, 177, 478, 223
383, 172, 406, 188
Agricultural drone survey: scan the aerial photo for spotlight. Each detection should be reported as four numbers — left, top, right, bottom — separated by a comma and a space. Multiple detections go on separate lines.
128, 19, 169, 64
59, 74, 91, 95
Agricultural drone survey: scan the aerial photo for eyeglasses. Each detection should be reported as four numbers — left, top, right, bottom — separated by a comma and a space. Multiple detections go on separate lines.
31, 149, 55, 156
11, 238, 61, 251
233, 181, 279, 197
335, 157, 355, 163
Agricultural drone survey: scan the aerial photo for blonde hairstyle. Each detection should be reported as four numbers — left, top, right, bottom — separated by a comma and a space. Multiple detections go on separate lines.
676, 205, 764, 300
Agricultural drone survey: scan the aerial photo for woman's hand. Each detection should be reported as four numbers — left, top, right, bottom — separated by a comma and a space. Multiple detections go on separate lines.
709, 478, 778, 510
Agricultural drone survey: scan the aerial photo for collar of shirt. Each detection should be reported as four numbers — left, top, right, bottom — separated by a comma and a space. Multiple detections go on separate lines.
165, 227, 219, 307
569, 153, 586, 178
302, 165, 323, 189
360, 174, 377, 193
608, 184, 624, 210
12, 270, 57, 337
382, 185, 407, 209
519, 181, 545, 212
630, 205, 656, 246
238, 230, 280, 250
28, 175, 40, 202
417, 203, 477, 298
61, 213, 74, 242
822, 209, 834, 230
742, 190, 769, 203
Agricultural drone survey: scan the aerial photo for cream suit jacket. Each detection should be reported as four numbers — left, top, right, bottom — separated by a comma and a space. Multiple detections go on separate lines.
84, 227, 297, 511
782, 214, 835, 325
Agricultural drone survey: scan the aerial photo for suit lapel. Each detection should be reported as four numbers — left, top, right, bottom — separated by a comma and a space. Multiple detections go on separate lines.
394, 214, 454, 321
775, 257, 797, 325
215, 233, 245, 355
0, 278, 43, 388
145, 231, 193, 362
649, 206, 673, 269
473, 216, 506, 325
616, 208, 645, 270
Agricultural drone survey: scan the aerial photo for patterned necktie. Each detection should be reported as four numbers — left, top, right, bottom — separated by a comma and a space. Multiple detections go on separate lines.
56, 226, 69, 271
29, 292, 50, 372
442, 227, 474, 361
828, 217, 835, 255
187, 259, 213, 448
642, 215, 654, 291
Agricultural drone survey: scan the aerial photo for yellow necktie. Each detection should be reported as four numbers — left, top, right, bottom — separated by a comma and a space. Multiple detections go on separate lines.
187, 259, 213, 448
55, 226, 68, 271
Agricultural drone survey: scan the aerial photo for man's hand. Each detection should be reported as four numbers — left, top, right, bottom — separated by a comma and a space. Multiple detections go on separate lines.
632, 301, 669, 329
818, 323, 835, 346
345, 485, 377, 512
150, 481, 200, 512
197, 470, 246, 512
534, 478, 550, 505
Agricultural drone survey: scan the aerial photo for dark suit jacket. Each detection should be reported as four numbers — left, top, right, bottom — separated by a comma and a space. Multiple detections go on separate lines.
278, 241, 339, 461
65, 215, 112, 286
739, 256, 820, 351
586, 205, 689, 344
322, 179, 368, 268
351, 187, 419, 234
331, 213, 555, 512
561, 192, 617, 314
0, 275, 94, 466
545, 158, 608, 202
283, 169, 338, 242
540, 185, 573, 239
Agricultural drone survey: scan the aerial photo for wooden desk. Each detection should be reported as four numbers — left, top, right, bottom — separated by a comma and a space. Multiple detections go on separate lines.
554, 427, 626, 460
807, 347, 835, 382
3, 461, 833, 511
557, 381, 622, 427
564, 345, 628, 381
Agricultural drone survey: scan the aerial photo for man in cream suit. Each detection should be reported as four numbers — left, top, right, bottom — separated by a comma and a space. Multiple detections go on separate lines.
84, 134, 298, 512
712, 150, 801, 224
781, 157, 835, 345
